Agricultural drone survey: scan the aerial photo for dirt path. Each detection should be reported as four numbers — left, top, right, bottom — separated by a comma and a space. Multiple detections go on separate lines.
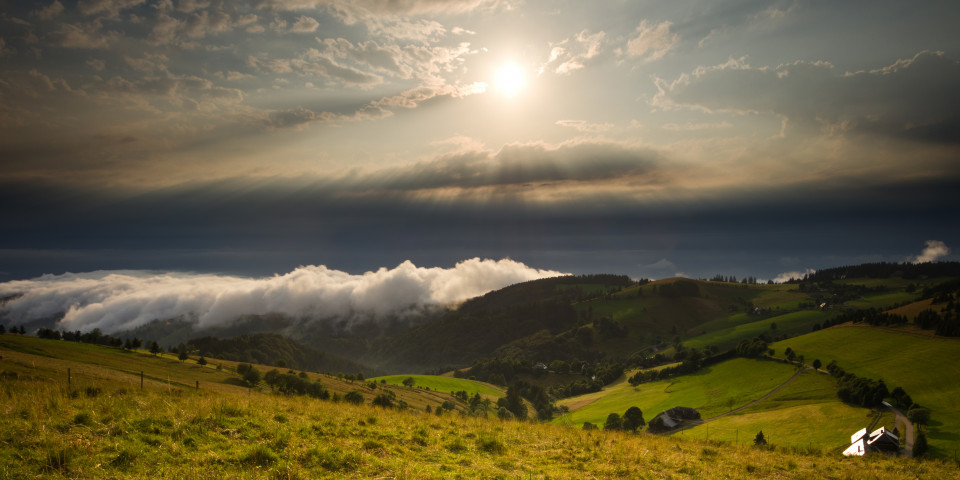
886, 403, 915, 458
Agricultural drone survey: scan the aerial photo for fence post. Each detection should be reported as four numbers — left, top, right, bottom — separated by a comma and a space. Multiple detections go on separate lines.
196, 380, 199, 391
68, 368, 71, 386
140, 371, 144, 390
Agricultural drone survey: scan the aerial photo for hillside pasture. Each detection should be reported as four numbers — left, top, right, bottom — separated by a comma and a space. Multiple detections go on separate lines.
555, 358, 795, 429
679, 369, 884, 452
684, 310, 831, 351
370, 375, 503, 398
772, 326, 960, 457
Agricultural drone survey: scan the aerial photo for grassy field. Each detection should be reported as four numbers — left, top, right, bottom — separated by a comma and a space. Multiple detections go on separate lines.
370, 375, 504, 398
684, 310, 831, 351
846, 292, 921, 310
772, 326, 960, 457
2, 335, 957, 479
679, 369, 892, 452
0, 335, 459, 412
554, 358, 798, 428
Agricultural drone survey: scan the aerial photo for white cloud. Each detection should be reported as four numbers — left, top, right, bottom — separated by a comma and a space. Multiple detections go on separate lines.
912, 240, 950, 264
0, 258, 566, 332
655, 51, 960, 144
772, 268, 816, 283
540, 29, 605, 75
290, 15, 320, 33
621, 20, 678, 63
555, 119, 613, 133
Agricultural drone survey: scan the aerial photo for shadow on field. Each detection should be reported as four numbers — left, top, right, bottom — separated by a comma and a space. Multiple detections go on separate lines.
222, 377, 247, 387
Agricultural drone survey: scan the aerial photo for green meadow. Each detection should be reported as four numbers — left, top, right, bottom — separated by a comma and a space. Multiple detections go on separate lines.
679, 369, 890, 452
370, 375, 504, 398
554, 358, 797, 428
772, 326, 960, 457
684, 310, 832, 350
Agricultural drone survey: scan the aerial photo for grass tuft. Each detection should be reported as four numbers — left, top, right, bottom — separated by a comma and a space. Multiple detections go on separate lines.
241, 444, 279, 466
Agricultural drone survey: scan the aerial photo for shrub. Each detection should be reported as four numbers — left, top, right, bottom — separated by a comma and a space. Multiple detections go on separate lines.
344, 391, 364, 405
582, 422, 596, 431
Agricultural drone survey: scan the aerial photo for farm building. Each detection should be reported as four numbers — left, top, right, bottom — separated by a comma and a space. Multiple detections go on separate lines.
842, 426, 900, 456
648, 406, 701, 433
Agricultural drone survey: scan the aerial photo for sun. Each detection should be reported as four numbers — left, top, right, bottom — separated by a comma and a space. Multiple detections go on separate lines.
494, 63, 526, 97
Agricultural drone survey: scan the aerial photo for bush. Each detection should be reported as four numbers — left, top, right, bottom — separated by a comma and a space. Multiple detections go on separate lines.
344, 390, 364, 405
604, 413, 622, 431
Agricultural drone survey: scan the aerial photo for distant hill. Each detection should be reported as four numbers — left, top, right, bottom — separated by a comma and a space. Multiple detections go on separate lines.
360, 275, 635, 372
184, 333, 378, 377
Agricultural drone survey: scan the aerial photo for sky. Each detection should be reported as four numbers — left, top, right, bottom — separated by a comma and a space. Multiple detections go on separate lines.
1, 0, 959, 290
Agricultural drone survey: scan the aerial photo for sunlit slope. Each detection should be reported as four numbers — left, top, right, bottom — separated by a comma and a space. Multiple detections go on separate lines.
370, 375, 503, 398
0, 335, 461, 411
3, 334, 956, 478
576, 279, 818, 355
771, 326, 960, 456
680, 369, 886, 451
554, 358, 798, 428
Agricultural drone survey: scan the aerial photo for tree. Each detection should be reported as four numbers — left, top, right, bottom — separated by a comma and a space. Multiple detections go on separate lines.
178, 348, 189, 363
812, 359, 822, 371
149, 341, 162, 356
582, 422, 596, 430
913, 429, 928, 457
123, 338, 133, 350
0, 324, 5, 334
622, 406, 645, 432
243, 366, 262, 387
504, 384, 527, 420
402, 377, 416, 387
907, 407, 931, 425
754, 430, 767, 446
604, 413, 622, 431
197, 355, 207, 366
372, 392, 395, 408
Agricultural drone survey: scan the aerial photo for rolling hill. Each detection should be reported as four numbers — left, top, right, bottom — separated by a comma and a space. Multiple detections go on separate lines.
1, 333, 956, 479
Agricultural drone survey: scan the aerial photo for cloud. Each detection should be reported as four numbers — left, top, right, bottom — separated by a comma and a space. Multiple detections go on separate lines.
355, 138, 663, 194
78, 0, 146, 18
772, 268, 816, 283
33, 1, 65, 20
620, 20, 678, 63
656, 51, 960, 144
0, 258, 566, 333
51, 21, 120, 49
540, 29, 606, 75
912, 240, 950, 264
290, 15, 320, 33
555, 119, 613, 133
